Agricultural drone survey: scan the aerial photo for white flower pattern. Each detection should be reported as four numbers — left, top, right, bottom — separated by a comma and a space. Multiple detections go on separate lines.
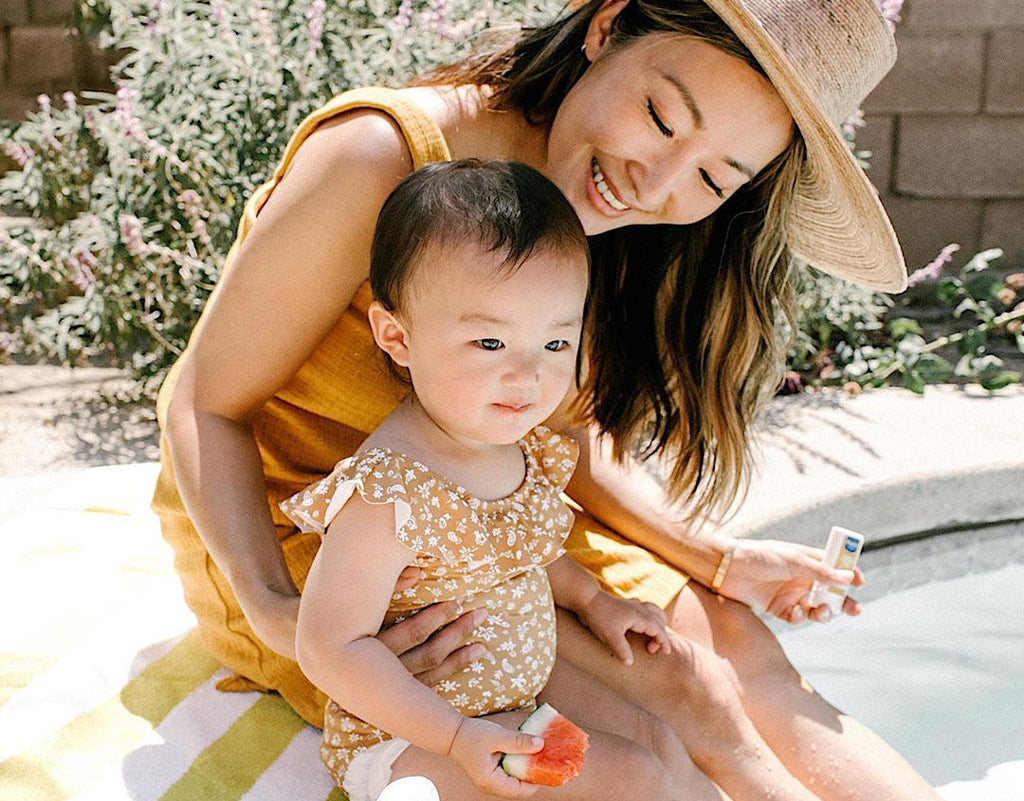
279, 426, 577, 787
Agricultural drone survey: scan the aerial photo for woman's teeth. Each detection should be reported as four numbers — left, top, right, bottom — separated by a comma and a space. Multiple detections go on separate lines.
591, 158, 630, 212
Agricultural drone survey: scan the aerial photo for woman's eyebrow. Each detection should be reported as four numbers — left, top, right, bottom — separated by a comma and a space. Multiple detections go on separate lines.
660, 70, 705, 129
659, 71, 755, 180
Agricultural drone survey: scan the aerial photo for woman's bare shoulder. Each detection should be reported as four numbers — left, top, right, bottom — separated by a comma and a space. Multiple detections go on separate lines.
174, 110, 419, 422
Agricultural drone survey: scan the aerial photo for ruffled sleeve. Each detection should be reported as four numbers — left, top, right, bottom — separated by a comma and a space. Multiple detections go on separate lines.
278, 450, 415, 544
526, 425, 579, 493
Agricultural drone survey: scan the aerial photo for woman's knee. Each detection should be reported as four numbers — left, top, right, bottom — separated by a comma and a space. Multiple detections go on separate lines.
707, 598, 803, 692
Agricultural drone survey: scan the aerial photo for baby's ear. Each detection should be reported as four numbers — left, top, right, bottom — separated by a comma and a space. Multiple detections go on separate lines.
368, 301, 411, 367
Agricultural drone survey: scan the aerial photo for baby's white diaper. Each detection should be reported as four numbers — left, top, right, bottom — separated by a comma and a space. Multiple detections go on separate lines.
342, 738, 412, 801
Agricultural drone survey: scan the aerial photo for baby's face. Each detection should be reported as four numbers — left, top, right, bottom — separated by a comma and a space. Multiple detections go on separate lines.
397, 240, 588, 446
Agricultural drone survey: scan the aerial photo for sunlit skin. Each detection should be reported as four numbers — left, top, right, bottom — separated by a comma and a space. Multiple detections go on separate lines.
365, 240, 589, 491
544, 32, 794, 234
163, 0, 942, 796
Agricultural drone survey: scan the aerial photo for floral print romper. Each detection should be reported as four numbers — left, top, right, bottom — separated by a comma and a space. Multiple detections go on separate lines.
279, 425, 578, 788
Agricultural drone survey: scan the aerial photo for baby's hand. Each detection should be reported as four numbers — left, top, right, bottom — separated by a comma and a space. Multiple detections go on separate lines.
576, 592, 672, 666
448, 717, 543, 798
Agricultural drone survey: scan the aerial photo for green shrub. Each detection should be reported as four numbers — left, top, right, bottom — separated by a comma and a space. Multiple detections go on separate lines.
1, 0, 1021, 395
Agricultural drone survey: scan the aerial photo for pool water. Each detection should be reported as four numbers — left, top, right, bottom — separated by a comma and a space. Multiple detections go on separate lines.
777, 526, 1024, 798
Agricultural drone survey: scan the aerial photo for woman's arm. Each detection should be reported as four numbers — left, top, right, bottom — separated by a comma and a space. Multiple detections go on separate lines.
164, 110, 415, 657
554, 419, 859, 622
561, 421, 729, 587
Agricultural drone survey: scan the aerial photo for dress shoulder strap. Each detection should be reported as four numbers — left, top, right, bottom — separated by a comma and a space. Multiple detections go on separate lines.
273, 86, 451, 181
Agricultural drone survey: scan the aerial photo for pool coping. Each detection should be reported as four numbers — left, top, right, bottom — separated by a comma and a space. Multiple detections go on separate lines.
705, 384, 1024, 551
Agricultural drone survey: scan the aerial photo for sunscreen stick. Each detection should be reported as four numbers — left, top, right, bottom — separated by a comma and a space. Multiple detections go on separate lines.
808, 526, 864, 615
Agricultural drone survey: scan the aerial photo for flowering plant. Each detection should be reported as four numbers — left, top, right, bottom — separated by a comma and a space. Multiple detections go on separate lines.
0, 0, 557, 380
0, 0, 1020, 395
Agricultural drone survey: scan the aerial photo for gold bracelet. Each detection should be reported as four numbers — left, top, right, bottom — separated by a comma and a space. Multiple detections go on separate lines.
711, 540, 737, 593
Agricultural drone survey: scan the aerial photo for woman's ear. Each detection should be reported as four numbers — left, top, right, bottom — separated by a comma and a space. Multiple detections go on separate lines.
583, 0, 630, 61
368, 300, 411, 368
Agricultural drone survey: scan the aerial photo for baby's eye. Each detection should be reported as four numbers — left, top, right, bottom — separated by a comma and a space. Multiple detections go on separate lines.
647, 99, 673, 138
545, 340, 571, 352
475, 338, 503, 351
700, 168, 725, 199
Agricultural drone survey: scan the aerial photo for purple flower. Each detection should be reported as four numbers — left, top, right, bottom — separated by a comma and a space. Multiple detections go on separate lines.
252, 6, 275, 49
114, 86, 148, 144
37, 94, 52, 114
119, 214, 148, 258
394, 0, 414, 34
69, 250, 98, 291
907, 243, 959, 288
307, 0, 326, 54
210, 0, 237, 45
2, 141, 33, 167
876, 0, 904, 33
62, 92, 77, 112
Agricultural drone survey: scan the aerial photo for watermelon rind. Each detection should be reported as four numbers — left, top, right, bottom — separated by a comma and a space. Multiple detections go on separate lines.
500, 703, 562, 780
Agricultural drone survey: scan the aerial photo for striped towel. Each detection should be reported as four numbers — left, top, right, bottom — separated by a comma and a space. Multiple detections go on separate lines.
0, 464, 344, 801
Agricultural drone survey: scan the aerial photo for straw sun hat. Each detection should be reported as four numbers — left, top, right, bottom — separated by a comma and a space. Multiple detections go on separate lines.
571, 0, 908, 292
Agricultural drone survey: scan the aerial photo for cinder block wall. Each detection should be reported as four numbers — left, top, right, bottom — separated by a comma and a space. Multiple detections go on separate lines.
860, 0, 1024, 285
1, 0, 1022, 278
0, 0, 111, 121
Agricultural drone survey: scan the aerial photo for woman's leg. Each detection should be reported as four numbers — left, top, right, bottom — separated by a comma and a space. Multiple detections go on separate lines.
556, 609, 822, 801
389, 709, 691, 801
538, 658, 727, 800
662, 583, 942, 801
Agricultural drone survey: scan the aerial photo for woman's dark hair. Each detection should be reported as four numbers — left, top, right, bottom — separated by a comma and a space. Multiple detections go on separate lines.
370, 159, 589, 312
413, 0, 804, 522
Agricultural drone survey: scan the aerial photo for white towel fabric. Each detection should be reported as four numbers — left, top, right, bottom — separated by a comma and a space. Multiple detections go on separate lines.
1, 463, 1017, 801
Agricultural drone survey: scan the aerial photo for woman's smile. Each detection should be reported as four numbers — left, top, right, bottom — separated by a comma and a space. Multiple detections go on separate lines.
589, 156, 632, 215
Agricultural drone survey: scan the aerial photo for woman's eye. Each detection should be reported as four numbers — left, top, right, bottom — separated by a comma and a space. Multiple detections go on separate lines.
647, 99, 673, 138
545, 340, 570, 352
700, 169, 725, 199
475, 338, 503, 351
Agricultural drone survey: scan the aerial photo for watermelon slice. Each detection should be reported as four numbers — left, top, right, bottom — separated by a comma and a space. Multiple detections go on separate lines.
501, 703, 590, 787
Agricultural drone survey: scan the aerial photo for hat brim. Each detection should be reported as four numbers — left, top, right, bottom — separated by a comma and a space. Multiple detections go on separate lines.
702, 0, 908, 292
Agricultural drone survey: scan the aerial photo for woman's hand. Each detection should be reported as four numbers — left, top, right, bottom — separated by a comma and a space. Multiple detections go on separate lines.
448, 717, 543, 798
718, 539, 864, 624
377, 569, 493, 686
575, 591, 673, 665
252, 567, 488, 684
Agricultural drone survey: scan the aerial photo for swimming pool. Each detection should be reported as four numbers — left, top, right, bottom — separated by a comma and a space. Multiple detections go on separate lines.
776, 522, 1024, 799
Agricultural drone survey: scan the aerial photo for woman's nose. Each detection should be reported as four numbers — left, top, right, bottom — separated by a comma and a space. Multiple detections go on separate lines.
628, 142, 699, 211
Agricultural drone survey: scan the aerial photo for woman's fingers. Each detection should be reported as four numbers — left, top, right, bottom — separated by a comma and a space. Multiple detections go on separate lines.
378, 600, 462, 653
393, 565, 423, 595
416, 642, 492, 687
384, 605, 488, 675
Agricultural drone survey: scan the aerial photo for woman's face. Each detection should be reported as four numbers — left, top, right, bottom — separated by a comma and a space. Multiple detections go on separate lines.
544, 9, 794, 236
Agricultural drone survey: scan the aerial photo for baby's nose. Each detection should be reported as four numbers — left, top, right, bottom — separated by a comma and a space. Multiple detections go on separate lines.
502, 355, 540, 386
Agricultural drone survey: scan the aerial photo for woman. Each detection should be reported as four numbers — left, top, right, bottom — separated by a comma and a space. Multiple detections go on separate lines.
154, 0, 939, 798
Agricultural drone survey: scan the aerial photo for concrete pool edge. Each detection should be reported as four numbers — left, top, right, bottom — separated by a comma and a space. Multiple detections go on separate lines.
702, 386, 1024, 549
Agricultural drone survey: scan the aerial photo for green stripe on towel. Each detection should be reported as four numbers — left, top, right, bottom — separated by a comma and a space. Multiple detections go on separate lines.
158, 695, 308, 801
0, 631, 218, 801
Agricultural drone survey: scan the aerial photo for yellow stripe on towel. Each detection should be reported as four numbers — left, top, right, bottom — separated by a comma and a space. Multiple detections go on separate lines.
0, 631, 218, 801
158, 696, 309, 801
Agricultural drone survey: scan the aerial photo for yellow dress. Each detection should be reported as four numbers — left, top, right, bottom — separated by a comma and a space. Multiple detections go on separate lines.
151, 86, 689, 728
279, 425, 575, 788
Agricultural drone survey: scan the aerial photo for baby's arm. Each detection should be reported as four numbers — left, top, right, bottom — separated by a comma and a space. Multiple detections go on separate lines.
296, 495, 462, 755
297, 495, 543, 797
546, 555, 673, 665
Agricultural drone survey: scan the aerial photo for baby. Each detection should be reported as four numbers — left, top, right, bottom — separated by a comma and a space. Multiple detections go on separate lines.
280, 160, 674, 801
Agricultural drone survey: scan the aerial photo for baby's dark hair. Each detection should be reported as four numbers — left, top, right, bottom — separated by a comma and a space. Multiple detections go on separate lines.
370, 159, 589, 311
